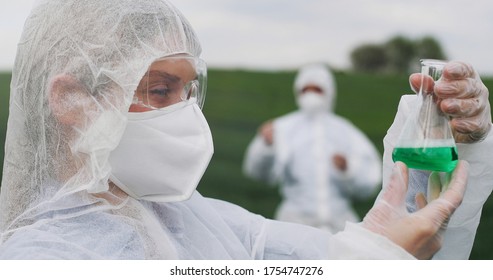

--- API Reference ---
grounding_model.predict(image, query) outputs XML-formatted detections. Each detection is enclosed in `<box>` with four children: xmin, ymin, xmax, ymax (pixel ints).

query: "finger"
<box><xmin>439</xmin><ymin>94</ymin><xmax>487</xmax><ymax>117</ymax></box>
<box><xmin>418</xmin><ymin>161</ymin><xmax>469</xmax><ymax>221</ymax></box>
<box><xmin>450</xmin><ymin>112</ymin><xmax>490</xmax><ymax>136</ymax></box>
<box><xmin>415</xmin><ymin>192</ymin><xmax>427</xmax><ymax>210</ymax></box>
<box><xmin>452</xmin><ymin>127</ymin><xmax>492</xmax><ymax>144</ymax></box>
<box><xmin>409</xmin><ymin>74</ymin><xmax>435</xmax><ymax>94</ymax></box>
<box><xmin>381</xmin><ymin>162</ymin><xmax>409</xmax><ymax>207</ymax></box>
<box><xmin>427</xmin><ymin>172</ymin><xmax>442</xmax><ymax>202</ymax></box>
<box><xmin>436</xmin><ymin>160</ymin><xmax>468</xmax><ymax>208</ymax></box>
<box><xmin>409</xmin><ymin>73</ymin><xmax>421</xmax><ymax>94</ymax></box>
<box><xmin>442</xmin><ymin>61</ymin><xmax>475</xmax><ymax>80</ymax></box>
<box><xmin>435</xmin><ymin>77</ymin><xmax>486</xmax><ymax>99</ymax></box>
<box><xmin>435</xmin><ymin>79</ymin><xmax>479</xmax><ymax>99</ymax></box>
<box><xmin>438</xmin><ymin>172</ymin><xmax>452</xmax><ymax>192</ymax></box>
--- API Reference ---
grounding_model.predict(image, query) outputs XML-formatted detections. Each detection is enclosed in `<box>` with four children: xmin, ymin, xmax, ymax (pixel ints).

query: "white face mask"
<box><xmin>296</xmin><ymin>91</ymin><xmax>329</xmax><ymax>115</ymax></box>
<box><xmin>108</xmin><ymin>101</ymin><xmax>214</xmax><ymax>202</ymax></box>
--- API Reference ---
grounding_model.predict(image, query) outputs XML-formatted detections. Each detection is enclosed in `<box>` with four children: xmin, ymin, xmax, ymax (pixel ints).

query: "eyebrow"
<box><xmin>147</xmin><ymin>70</ymin><xmax>181</xmax><ymax>83</ymax></box>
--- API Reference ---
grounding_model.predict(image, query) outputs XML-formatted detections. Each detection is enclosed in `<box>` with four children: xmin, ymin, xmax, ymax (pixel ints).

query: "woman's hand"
<box><xmin>362</xmin><ymin>161</ymin><xmax>468</xmax><ymax>259</ymax></box>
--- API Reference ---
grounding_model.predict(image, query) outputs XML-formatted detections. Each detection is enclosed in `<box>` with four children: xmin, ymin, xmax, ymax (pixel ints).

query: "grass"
<box><xmin>0</xmin><ymin>73</ymin><xmax>9</xmax><ymax>177</ymax></box>
<box><xmin>1</xmin><ymin>69</ymin><xmax>492</xmax><ymax>259</ymax></box>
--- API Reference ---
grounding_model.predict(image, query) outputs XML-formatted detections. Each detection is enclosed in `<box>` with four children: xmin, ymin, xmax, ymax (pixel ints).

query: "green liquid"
<box><xmin>392</xmin><ymin>146</ymin><xmax>458</xmax><ymax>172</ymax></box>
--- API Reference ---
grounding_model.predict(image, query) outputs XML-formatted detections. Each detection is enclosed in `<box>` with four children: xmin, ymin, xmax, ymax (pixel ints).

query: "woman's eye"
<box><xmin>149</xmin><ymin>87</ymin><xmax>170</xmax><ymax>96</ymax></box>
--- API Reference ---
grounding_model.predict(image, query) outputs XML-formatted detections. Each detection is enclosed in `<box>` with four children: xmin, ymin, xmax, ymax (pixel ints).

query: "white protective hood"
<box><xmin>0</xmin><ymin>0</ymin><xmax>201</xmax><ymax>258</ymax></box>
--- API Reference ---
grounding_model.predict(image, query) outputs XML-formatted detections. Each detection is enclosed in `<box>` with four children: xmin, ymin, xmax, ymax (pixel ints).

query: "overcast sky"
<box><xmin>2</xmin><ymin>0</ymin><xmax>493</xmax><ymax>75</ymax></box>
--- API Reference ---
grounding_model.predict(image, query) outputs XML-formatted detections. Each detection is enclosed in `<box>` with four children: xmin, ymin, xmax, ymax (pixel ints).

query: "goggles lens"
<box><xmin>133</xmin><ymin>55</ymin><xmax>207</xmax><ymax>110</ymax></box>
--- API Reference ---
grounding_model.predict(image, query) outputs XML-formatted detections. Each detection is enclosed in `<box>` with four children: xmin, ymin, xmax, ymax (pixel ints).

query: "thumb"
<box><xmin>409</xmin><ymin>73</ymin><xmax>421</xmax><ymax>94</ymax></box>
<box><xmin>427</xmin><ymin>172</ymin><xmax>442</xmax><ymax>202</ymax></box>
<box><xmin>380</xmin><ymin>162</ymin><xmax>409</xmax><ymax>208</ymax></box>
<box><xmin>409</xmin><ymin>73</ymin><xmax>435</xmax><ymax>95</ymax></box>
<box><xmin>435</xmin><ymin>160</ymin><xmax>468</xmax><ymax>209</ymax></box>
<box><xmin>419</xmin><ymin>160</ymin><xmax>468</xmax><ymax>223</ymax></box>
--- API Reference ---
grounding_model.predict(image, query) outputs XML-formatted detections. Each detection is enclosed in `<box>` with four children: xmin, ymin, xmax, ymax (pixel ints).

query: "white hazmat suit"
<box><xmin>0</xmin><ymin>0</ymin><xmax>415</xmax><ymax>259</ymax></box>
<box><xmin>243</xmin><ymin>64</ymin><xmax>382</xmax><ymax>233</ymax></box>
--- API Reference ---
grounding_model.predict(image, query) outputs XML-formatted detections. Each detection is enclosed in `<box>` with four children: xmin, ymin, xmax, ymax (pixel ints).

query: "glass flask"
<box><xmin>392</xmin><ymin>59</ymin><xmax>458</xmax><ymax>172</ymax></box>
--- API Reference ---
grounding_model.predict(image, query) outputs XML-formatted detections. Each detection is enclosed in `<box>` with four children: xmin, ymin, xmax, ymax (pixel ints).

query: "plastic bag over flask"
<box><xmin>392</xmin><ymin>59</ymin><xmax>458</xmax><ymax>172</ymax></box>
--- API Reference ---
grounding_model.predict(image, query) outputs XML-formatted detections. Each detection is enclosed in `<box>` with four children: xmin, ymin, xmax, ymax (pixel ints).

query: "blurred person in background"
<box><xmin>0</xmin><ymin>0</ymin><xmax>487</xmax><ymax>260</ymax></box>
<box><xmin>243</xmin><ymin>63</ymin><xmax>382</xmax><ymax>233</ymax></box>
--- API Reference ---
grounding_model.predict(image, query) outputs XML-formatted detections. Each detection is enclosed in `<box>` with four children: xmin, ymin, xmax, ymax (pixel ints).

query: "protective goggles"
<box><xmin>133</xmin><ymin>55</ymin><xmax>207</xmax><ymax>110</ymax></box>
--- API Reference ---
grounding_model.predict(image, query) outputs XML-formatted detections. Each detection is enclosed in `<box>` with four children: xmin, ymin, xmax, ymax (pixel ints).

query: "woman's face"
<box><xmin>130</xmin><ymin>57</ymin><xmax>197</xmax><ymax>112</ymax></box>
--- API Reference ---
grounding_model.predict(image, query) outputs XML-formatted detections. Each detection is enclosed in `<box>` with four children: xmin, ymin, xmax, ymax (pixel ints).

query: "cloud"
<box><xmin>2</xmin><ymin>0</ymin><xmax>493</xmax><ymax>75</ymax></box>
<box><xmin>174</xmin><ymin>0</ymin><xmax>493</xmax><ymax>74</ymax></box>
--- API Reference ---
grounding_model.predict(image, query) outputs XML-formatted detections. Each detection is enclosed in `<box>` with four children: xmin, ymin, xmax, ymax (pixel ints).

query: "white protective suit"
<box><xmin>243</xmin><ymin>64</ymin><xmax>382</xmax><ymax>233</ymax></box>
<box><xmin>382</xmin><ymin>95</ymin><xmax>493</xmax><ymax>259</ymax></box>
<box><xmin>0</xmin><ymin>0</ymin><xmax>413</xmax><ymax>259</ymax></box>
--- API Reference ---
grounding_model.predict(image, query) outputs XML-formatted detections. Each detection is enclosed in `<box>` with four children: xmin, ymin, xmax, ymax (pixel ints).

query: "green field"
<box><xmin>1</xmin><ymin>69</ymin><xmax>492</xmax><ymax>259</ymax></box>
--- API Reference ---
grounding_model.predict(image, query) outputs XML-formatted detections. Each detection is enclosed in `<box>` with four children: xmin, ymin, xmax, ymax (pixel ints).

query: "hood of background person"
<box><xmin>293</xmin><ymin>63</ymin><xmax>337</xmax><ymax>112</ymax></box>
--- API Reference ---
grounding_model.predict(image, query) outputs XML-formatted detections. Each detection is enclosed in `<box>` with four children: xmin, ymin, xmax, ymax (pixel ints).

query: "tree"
<box><xmin>415</xmin><ymin>36</ymin><xmax>446</xmax><ymax>61</ymax></box>
<box><xmin>385</xmin><ymin>36</ymin><xmax>415</xmax><ymax>73</ymax></box>
<box><xmin>350</xmin><ymin>35</ymin><xmax>447</xmax><ymax>74</ymax></box>
<box><xmin>350</xmin><ymin>44</ymin><xmax>387</xmax><ymax>73</ymax></box>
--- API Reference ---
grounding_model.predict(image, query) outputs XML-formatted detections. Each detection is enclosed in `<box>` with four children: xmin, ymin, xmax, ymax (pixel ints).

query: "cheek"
<box><xmin>128</xmin><ymin>104</ymin><xmax>153</xmax><ymax>112</ymax></box>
